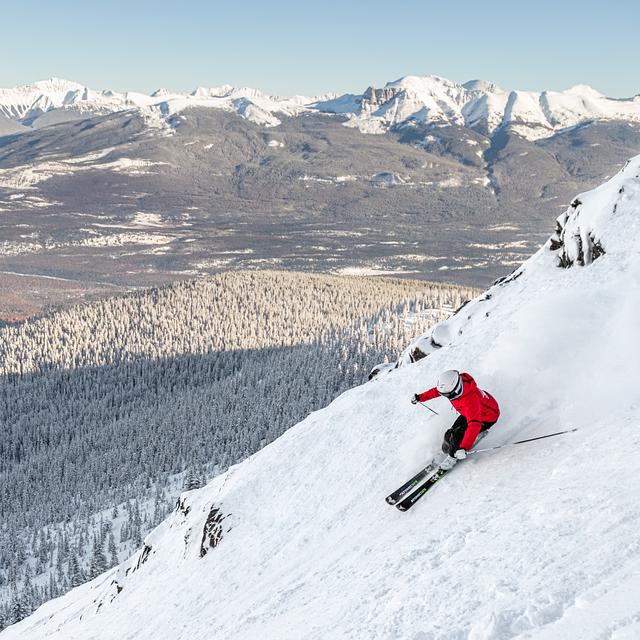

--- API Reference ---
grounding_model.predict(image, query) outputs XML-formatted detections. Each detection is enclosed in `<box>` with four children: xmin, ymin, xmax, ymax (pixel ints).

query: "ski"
<box><xmin>395</xmin><ymin>465</ymin><xmax>453</xmax><ymax>511</ymax></box>
<box><xmin>390</xmin><ymin>431</ymin><xmax>489</xmax><ymax>511</ymax></box>
<box><xmin>385</xmin><ymin>460</ymin><xmax>440</xmax><ymax>505</ymax></box>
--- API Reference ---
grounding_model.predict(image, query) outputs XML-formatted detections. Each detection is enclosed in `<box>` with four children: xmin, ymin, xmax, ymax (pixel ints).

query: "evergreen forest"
<box><xmin>0</xmin><ymin>271</ymin><xmax>479</xmax><ymax>627</ymax></box>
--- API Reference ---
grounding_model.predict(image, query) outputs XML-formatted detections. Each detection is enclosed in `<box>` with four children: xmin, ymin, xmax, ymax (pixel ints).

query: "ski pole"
<box><xmin>467</xmin><ymin>428</ymin><xmax>577</xmax><ymax>455</ymax></box>
<box><xmin>418</xmin><ymin>402</ymin><xmax>438</xmax><ymax>416</ymax></box>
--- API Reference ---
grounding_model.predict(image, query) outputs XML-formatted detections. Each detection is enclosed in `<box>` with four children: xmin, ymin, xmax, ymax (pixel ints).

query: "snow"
<box><xmin>4</xmin><ymin>158</ymin><xmax>640</xmax><ymax>639</ymax></box>
<box><xmin>0</xmin><ymin>154</ymin><xmax>168</xmax><ymax>189</ymax></box>
<box><xmin>130</xmin><ymin>212</ymin><xmax>164</xmax><ymax>227</ymax></box>
<box><xmin>321</xmin><ymin>75</ymin><xmax>640</xmax><ymax>138</ymax></box>
<box><xmin>337</xmin><ymin>267</ymin><xmax>420</xmax><ymax>276</ymax></box>
<box><xmin>438</xmin><ymin>176</ymin><xmax>463</xmax><ymax>188</ymax></box>
<box><xmin>299</xmin><ymin>173</ymin><xmax>412</xmax><ymax>188</ymax></box>
<box><xmin>501</xmin><ymin>91</ymin><xmax>552</xmax><ymax>139</ymax></box>
<box><xmin>2</xmin><ymin>76</ymin><xmax>640</xmax><ymax>140</ymax></box>
<box><xmin>79</xmin><ymin>232</ymin><xmax>175</xmax><ymax>247</ymax></box>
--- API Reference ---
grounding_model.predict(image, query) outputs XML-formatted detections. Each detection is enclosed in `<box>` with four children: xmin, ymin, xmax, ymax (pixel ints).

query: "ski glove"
<box><xmin>454</xmin><ymin>449</ymin><xmax>467</xmax><ymax>460</ymax></box>
<box><xmin>411</xmin><ymin>393</ymin><xmax>421</xmax><ymax>405</ymax></box>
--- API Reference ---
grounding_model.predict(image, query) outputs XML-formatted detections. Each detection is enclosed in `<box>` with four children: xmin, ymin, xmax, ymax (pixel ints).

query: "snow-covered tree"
<box><xmin>88</xmin><ymin>537</ymin><xmax>108</xmax><ymax>581</ymax></box>
<box><xmin>0</xmin><ymin>271</ymin><xmax>478</xmax><ymax>614</ymax></box>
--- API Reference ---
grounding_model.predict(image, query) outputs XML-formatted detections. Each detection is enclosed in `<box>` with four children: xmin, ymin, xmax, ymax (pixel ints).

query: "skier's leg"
<box><xmin>439</xmin><ymin>416</ymin><xmax>472</xmax><ymax>469</ymax></box>
<box><xmin>442</xmin><ymin>415</ymin><xmax>468</xmax><ymax>456</ymax></box>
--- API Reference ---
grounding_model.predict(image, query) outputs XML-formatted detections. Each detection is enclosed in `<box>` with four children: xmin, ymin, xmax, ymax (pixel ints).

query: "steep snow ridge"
<box><xmin>1</xmin><ymin>77</ymin><xmax>640</xmax><ymax>139</ymax></box>
<box><xmin>0</xmin><ymin>79</ymin><xmax>85</xmax><ymax>119</ymax></box>
<box><xmin>500</xmin><ymin>91</ymin><xmax>552</xmax><ymax>139</ymax></box>
<box><xmin>461</xmin><ymin>90</ymin><xmax>510</xmax><ymax>134</ymax></box>
<box><xmin>119</xmin><ymin>85</ymin><xmax>326</xmax><ymax>129</ymax></box>
<box><xmin>5</xmin><ymin>158</ymin><xmax>640</xmax><ymax>640</ymax></box>
<box><xmin>400</xmin><ymin>154</ymin><xmax>640</xmax><ymax>364</ymax></box>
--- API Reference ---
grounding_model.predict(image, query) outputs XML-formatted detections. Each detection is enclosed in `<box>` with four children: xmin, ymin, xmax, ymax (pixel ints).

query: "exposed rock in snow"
<box><xmin>398</xmin><ymin>154</ymin><xmax>640</xmax><ymax>367</ymax></box>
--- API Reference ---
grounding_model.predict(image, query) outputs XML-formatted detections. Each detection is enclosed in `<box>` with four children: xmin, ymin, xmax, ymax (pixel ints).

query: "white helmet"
<box><xmin>437</xmin><ymin>370</ymin><xmax>463</xmax><ymax>399</ymax></box>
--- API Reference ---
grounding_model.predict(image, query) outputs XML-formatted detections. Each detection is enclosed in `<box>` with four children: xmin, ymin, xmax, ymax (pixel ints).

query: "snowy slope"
<box><xmin>0</xmin><ymin>115</ymin><xmax>27</xmax><ymax>136</ymax></box>
<box><xmin>3</xmin><ymin>159</ymin><xmax>640</xmax><ymax>639</ymax></box>
<box><xmin>1</xmin><ymin>76</ymin><xmax>639</xmax><ymax>139</ymax></box>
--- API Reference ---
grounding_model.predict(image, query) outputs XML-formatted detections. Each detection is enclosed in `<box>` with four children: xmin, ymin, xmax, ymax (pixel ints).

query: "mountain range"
<box><xmin>2</xmin><ymin>76</ymin><xmax>640</xmax><ymax>138</ymax></box>
<box><xmin>1</xmin><ymin>76</ymin><xmax>640</xmax><ymax>319</ymax></box>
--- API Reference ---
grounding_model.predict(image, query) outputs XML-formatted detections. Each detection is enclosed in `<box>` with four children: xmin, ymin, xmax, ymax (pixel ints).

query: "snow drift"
<box><xmin>3</xmin><ymin>158</ymin><xmax>640</xmax><ymax>639</ymax></box>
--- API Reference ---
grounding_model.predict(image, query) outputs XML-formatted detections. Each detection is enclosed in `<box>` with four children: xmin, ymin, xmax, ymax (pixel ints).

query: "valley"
<box><xmin>1</xmin><ymin>77</ymin><xmax>640</xmax><ymax>320</ymax></box>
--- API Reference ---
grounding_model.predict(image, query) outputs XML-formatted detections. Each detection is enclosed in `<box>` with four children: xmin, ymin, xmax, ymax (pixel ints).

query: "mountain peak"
<box><xmin>561</xmin><ymin>83</ymin><xmax>606</xmax><ymax>98</ymax></box>
<box><xmin>462</xmin><ymin>78</ymin><xmax>505</xmax><ymax>94</ymax></box>
<box><xmin>0</xmin><ymin>78</ymin><xmax>85</xmax><ymax>98</ymax></box>
<box><xmin>191</xmin><ymin>84</ymin><xmax>236</xmax><ymax>99</ymax></box>
<box><xmin>384</xmin><ymin>74</ymin><xmax>462</xmax><ymax>93</ymax></box>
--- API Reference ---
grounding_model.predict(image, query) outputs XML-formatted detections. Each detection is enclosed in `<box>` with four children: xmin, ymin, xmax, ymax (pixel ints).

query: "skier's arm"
<box><xmin>417</xmin><ymin>387</ymin><xmax>440</xmax><ymax>402</ymax></box>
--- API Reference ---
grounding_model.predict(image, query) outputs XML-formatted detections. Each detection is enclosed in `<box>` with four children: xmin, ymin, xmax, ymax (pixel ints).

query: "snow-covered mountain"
<box><xmin>1</xmin><ymin>75</ymin><xmax>639</xmax><ymax>139</ymax></box>
<box><xmin>0</xmin><ymin>79</ymin><xmax>139</xmax><ymax>129</ymax></box>
<box><xmin>0</xmin><ymin>78</ymin><xmax>331</xmax><ymax>132</ymax></box>
<box><xmin>320</xmin><ymin>76</ymin><xmax>640</xmax><ymax>139</ymax></box>
<box><xmin>4</xmin><ymin>155</ymin><xmax>640</xmax><ymax>638</ymax></box>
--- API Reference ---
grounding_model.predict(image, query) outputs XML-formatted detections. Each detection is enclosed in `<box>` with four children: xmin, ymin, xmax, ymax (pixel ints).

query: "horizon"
<box><xmin>1</xmin><ymin>73</ymin><xmax>638</xmax><ymax>101</ymax></box>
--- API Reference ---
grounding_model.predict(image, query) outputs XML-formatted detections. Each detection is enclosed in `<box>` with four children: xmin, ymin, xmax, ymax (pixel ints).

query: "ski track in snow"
<box><xmin>4</xmin><ymin>161</ymin><xmax>640</xmax><ymax>639</ymax></box>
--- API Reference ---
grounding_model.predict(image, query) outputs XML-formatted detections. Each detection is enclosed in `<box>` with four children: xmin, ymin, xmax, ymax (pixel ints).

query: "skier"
<box><xmin>411</xmin><ymin>370</ymin><xmax>500</xmax><ymax>466</ymax></box>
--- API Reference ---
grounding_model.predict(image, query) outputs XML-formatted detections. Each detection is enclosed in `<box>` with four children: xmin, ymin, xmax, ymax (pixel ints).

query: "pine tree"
<box><xmin>107</xmin><ymin>533</ymin><xmax>118</xmax><ymax>569</ymax></box>
<box><xmin>68</xmin><ymin>554</ymin><xmax>84</xmax><ymax>589</ymax></box>
<box><xmin>88</xmin><ymin>537</ymin><xmax>108</xmax><ymax>580</ymax></box>
<box><xmin>10</xmin><ymin>591</ymin><xmax>26</xmax><ymax>626</ymax></box>
<box><xmin>130</xmin><ymin>501</ymin><xmax>143</xmax><ymax>549</ymax></box>
<box><xmin>152</xmin><ymin>488</ymin><xmax>164</xmax><ymax>527</ymax></box>
<box><xmin>183</xmin><ymin>469</ymin><xmax>200</xmax><ymax>492</ymax></box>
<box><xmin>49</xmin><ymin>571</ymin><xmax>58</xmax><ymax>601</ymax></box>
<box><xmin>20</xmin><ymin>572</ymin><xmax>33</xmax><ymax>619</ymax></box>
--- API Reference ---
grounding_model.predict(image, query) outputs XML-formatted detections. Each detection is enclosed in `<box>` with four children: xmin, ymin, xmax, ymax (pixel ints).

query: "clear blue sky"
<box><xmin>2</xmin><ymin>0</ymin><xmax>638</xmax><ymax>98</ymax></box>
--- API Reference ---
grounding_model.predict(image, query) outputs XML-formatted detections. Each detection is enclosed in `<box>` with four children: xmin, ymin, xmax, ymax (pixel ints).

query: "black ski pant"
<box><xmin>442</xmin><ymin>415</ymin><xmax>497</xmax><ymax>456</ymax></box>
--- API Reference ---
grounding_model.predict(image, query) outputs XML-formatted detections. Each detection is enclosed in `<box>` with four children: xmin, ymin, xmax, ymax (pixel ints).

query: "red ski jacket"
<box><xmin>418</xmin><ymin>373</ymin><xmax>500</xmax><ymax>451</ymax></box>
